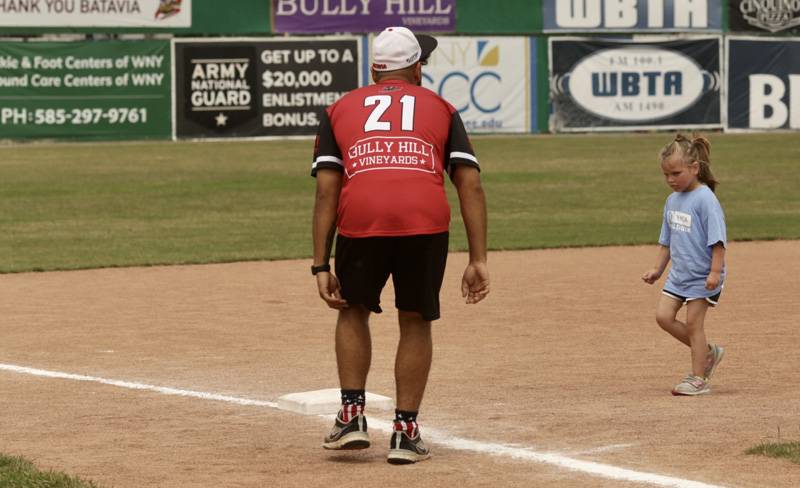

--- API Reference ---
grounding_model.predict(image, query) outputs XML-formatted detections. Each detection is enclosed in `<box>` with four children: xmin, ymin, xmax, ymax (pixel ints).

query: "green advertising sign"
<box><xmin>456</xmin><ymin>0</ymin><xmax>543</xmax><ymax>33</ymax></box>
<box><xmin>0</xmin><ymin>40</ymin><xmax>170</xmax><ymax>140</ymax></box>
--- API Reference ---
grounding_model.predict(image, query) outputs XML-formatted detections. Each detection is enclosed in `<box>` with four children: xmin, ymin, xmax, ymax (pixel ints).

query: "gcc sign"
<box><xmin>558</xmin><ymin>47</ymin><xmax>713</xmax><ymax>122</ymax></box>
<box><xmin>422</xmin><ymin>70</ymin><xmax>501</xmax><ymax>114</ymax></box>
<box><xmin>419</xmin><ymin>37</ymin><xmax>528</xmax><ymax>132</ymax></box>
<box><xmin>420</xmin><ymin>39</ymin><xmax>504</xmax><ymax>115</ymax></box>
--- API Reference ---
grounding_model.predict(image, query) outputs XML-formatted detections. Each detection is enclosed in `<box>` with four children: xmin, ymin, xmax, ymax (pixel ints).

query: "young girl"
<box><xmin>642</xmin><ymin>133</ymin><xmax>727</xmax><ymax>396</ymax></box>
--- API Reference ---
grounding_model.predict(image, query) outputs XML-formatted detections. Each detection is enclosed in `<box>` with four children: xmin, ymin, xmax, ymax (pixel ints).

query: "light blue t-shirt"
<box><xmin>658</xmin><ymin>185</ymin><xmax>727</xmax><ymax>298</ymax></box>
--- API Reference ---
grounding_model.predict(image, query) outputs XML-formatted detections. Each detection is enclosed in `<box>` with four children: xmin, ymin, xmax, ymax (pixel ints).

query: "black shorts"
<box><xmin>663</xmin><ymin>289</ymin><xmax>722</xmax><ymax>307</ymax></box>
<box><xmin>334</xmin><ymin>232</ymin><xmax>448</xmax><ymax>321</ymax></box>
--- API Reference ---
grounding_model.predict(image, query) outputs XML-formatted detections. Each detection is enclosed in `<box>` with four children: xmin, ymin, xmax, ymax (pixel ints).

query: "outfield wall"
<box><xmin>1</xmin><ymin>0</ymin><xmax>797</xmax><ymax>35</ymax></box>
<box><xmin>0</xmin><ymin>0</ymin><xmax>798</xmax><ymax>139</ymax></box>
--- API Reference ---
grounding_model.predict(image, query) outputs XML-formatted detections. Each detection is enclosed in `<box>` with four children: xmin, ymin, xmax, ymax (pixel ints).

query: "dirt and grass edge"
<box><xmin>0</xmin><ymin>453</ymin><xmax>101</xmax><ymax>488</ymax></box>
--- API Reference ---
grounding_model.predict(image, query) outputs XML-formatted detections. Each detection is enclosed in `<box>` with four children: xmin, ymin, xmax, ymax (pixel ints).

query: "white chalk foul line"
<box><xmin>0</xmin><ymin>363</ymin><xmax>725</xmax><ymax>488</ymax></box>
<box><xmin>355</xmin><ymin>419</ymin><xmax>725</xmax><ymax>488</ymax></box>
<box><xmin>0</xmin><ymin>363</ymin><xmax>278</xmax><ymax>408</ymax></box>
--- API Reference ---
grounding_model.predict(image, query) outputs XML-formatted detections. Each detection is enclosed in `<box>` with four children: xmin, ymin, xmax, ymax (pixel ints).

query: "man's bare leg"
<box><xmin>336</xmin><ymin>305</ymin><xmax>372</xmax><ymax>389</ymax></box>
<box><xmin>395</xmin><ymin>310</ymin><xmax>432</xmax><ymax>411</ymax></box>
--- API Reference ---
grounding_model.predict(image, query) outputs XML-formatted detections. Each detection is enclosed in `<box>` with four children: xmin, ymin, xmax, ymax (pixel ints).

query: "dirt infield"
<box><xmin>1</xmin><ymin>241</ymin><xmax>799</xmax><ymax>488</ymax></box>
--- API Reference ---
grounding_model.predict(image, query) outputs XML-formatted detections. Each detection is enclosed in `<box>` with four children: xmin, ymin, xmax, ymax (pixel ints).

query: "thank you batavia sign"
<box><xmin>549</xmin><ymin>37</ymin><xmax>722</xmax><ymax>131</ymax></box>
<box><xmin>272</xmin><ymin>0</ymin><xmax>455</xmax><ymax>33</ymax></box>
<box><xmin>0</xmin><ymin>0</ymin><xmax>191</xmax><ymax>27</ymax></box>
<box><xmin>174</xmin><ymin>38</ymin><xmax>360</xmax><ymax>138</ymax></box>
<box><xmin>543</xmin><ymin>0</ymin><xmax>721</xmax><ymax>31</ymax></box>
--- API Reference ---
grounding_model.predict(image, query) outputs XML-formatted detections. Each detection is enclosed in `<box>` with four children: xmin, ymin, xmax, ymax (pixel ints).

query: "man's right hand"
<box><xmin>461</xmin><ymin>261</ymin><xmax>490</xmax><ymax>304</ymax></box>
<box><xmin>316</xmin><ymin>272</ymin><xmax>349</xmax><ymax>309</ymax></box>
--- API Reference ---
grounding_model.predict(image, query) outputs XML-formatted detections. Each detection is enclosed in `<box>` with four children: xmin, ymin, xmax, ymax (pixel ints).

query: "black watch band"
<box><xmin>311</xmin><ymin>263</ymin><xmax>331</xmax><ymax>275</ymax></box>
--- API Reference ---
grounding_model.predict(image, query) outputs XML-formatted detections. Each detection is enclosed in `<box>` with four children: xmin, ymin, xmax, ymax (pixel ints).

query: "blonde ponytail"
<box><xmin>659</xmin><ymin>133</ymin><xmax>719</xmax><ymax>192</ymax></box>
<box><xmin>691</xmin><ymin>134</ymin><xmax>717</xmax><ymax>192</ymax></box>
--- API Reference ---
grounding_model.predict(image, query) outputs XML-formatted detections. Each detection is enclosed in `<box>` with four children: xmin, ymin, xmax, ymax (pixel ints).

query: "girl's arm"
<box><xmin>642</xmin><ymin>245</ymin><xmax>670</xmax><ymax>284</ymax></box>
<box><xmin>705</xmin><ymin>242</ymin><xmax>726</xmax><ymax>290</ymax></box>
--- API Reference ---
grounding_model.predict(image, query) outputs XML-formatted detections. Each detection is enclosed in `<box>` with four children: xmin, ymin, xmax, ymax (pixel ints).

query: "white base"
<box><xmin>276</xmin><ymin>388</ymin><xmax>394</xmax><ymax>415</ymax></box>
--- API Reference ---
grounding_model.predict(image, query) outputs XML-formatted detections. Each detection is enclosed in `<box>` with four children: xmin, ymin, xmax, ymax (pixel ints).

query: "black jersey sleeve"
<box><xmin>443</xmin><ymin>111</ymin><xmax>480</xmax><ymax>181</ymax></box>
<box><xmin>311</xmin><ymin>109</ymin><xmax>344</xmax><ymax>177</ymax></box>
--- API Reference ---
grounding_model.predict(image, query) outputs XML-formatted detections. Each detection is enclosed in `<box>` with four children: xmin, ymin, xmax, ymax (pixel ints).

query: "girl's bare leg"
<box><xmin>655</xmin><ymin>294</ymin><xmax>689</xmax><ymax>346</ymax></box>
<box><xmin>685</xmin><ymin>300</ymin><xmax>710</xmax><ymax>378</ymax></box>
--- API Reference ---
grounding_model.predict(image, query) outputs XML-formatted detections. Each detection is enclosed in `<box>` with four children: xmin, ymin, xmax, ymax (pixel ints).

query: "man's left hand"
<box><xmin>461</xmin><ymin>262</ymin><xmax>490</xmax><ymax>304</ymax></box>
<box><xmin>317</xmin><ymin>272</ymin><xmax>349</xmax><ymax>309</ymax></box>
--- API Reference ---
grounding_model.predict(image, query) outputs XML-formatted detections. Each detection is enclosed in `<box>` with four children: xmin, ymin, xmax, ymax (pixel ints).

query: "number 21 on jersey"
<box><xmin>363</xmin><ymin>95</ymin><xmax>416</xmax><ymax>132</ymax></box>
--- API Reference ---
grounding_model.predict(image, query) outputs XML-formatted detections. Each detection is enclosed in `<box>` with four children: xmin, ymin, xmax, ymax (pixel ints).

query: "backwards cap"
<box><xmin>371</xmin><ymin>26</ymin><xmax>438</xmax><ymax>72</ymax></box>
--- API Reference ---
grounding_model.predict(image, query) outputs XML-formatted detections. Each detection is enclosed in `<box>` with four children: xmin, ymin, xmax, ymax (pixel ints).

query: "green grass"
<box><xmin>746</xmin><ymin>442</ymin><xmax>800</xmax><ymax>464</ymax></box>
<box><xmin>1</xmin><ymin>133</ymin><xmax>798</xmax><ymax>273</ymax></box>
<box><xmin>0</xmin><ymin>454</ymin><xmax>100</xmax><ymax>488</ymax></box>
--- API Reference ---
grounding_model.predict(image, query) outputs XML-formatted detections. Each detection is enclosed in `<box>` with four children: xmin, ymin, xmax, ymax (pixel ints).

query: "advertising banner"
<box><xmin>727</xmin><ymin>37</ymin><xmax>800</xmax><ymax>131</ymax></box>
<box><xmin>173</xmin><ymin>38</ymin><xmax>360</xmax><ymax>139</ymax></box>
<box><xmin>0</xmin><ymin>40</ymin><xmax>171</xmax><ymax>139</ymax></box>
<box><xmin>418</xmin><ymin>36</ymin><xmax>533</xmax><ymax>133</ymax></box>
<box><xmin>729</xmin><ymin>0</ymin><xmax>800</xmax><ymax>34</ymax></box>
<box><xmin>0</xmin><ymin>0</ymin><xmax>191</xmax><ymax>27</ymax></box>
<box><xmin>549</xmin><ymin>37</ymin><xmax>722</xmax><ymax>132</ymax></box>
<box><xmin>456</xmin><ymin>0</ymin><xmax>541</xmax><ymax>33</ymax></box>
<box><xmin>543</xmin><ymin>0</ymin><xmax>721</xmax><ymax>32</ymax></box>
<box><xmin>272</xmin><ymin>0</ymin><xmax>455</xmax><ymax>33</ymax></box>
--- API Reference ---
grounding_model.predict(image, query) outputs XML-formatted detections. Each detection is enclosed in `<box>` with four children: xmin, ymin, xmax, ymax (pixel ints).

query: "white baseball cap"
<box><xmin>371</xmin><ymin>26</ymin><xmax>438</xmax><ymax>72</ymax></box>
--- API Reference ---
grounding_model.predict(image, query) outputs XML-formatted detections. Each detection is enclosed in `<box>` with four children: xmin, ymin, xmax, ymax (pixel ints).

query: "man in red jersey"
<box><xmin>311</xmin><ymin>26</ymin><xmax>489</xmax><ymax>464</ymax></box>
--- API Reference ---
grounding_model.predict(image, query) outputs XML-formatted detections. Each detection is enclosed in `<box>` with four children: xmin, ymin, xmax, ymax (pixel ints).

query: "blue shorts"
<box><xmin>662</xmin><ymin>289</ymin><xmax>721</xmax><ymax>307</ymax></box>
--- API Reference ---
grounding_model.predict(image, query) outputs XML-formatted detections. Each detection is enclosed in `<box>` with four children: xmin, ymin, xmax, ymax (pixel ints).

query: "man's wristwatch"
<box><xmin>311</xmin><ymin>263</ymin><xmax>331</xmax><ymax>275</ymax></box>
